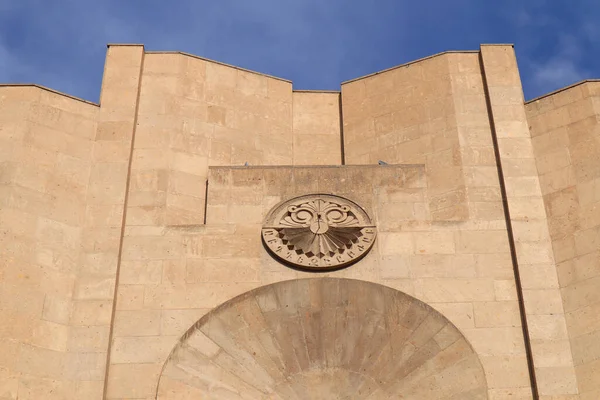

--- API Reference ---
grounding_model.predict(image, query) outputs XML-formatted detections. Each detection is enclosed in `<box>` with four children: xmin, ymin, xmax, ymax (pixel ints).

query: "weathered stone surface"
<box><xmin>4</xmin><ymin>42</ymin><xmax>598</xmax><ymax>399</ymax></box>
<box><xmin>157</xmin><ymin>278</ymin><xmax>487</xmax><ymax>399</ymax></box>
<box><xmin>527</xmin><ymin>67</ymin><xmax>600</xmax><ymax>398</ymax></box>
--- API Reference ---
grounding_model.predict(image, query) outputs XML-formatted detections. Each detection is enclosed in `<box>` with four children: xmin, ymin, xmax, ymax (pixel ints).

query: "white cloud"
<box><xmin>0</xmin><ymin>0</ymin><xmax>369</xmax><ymax>100</ymax></box>
<box><xmin>527</xmin><ymin>33</ymin><xmax>589</xmax><ymax>97</ymax></box>
<box><xmin>1</xmin><ymin>0</ymin><xmax>597</xmax><ymax>101</ymax></box>
<box><xmin>531</xmin><ymin>58</ymin><xmax>587</xmax><ymax>90</ymax></box>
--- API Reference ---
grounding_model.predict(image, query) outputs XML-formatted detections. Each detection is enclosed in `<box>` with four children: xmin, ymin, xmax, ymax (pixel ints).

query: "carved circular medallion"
<box><xmin>261</xmin><ymin>194</ymin><xmax>376</xmax><ymax>271</ymax></box>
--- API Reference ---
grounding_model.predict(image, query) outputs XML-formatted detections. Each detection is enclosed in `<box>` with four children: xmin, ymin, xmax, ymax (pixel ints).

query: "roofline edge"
<box><xmin>146</xmin><ymin>51</ymin><xmax>293</xmax><ymax>84</ymax></box>
<box><xmin>0</xmin><ymin>84</ymin><xmax>99</xmax><ymax>106</ymax></box>
<box><xmin>341</xmin><ymin>50</ymin><xmax>480</xmax><ymax>85</ymax></box>
<box><xmin>525</xmin><ymin>79</ymin><xmax>600</xmax><ymax>104</ymax></box>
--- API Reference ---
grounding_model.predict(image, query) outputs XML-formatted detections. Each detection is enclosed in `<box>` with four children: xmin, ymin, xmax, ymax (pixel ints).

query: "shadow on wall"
<box><xmin>155</xmin><ymin>278</ymin><xmax>488</xmax><ymax>399</ymax></box>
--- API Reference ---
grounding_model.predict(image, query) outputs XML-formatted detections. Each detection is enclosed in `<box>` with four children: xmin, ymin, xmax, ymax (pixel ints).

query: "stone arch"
<box><xmin>156</xmin><ymin>278</ymin><xmax>488</xmax><ymax>399</ymax></box>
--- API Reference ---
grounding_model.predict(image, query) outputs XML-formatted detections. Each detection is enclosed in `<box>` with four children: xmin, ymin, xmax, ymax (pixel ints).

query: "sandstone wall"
<box><xmin>527</xmin><ymin>80</ymin><xmax>600</xmax><ymax>399</ymax></box>
<box><xmin>0</xmin><ymin>83</ymin><xmax>101</xmax><ymax>398</ymax></box>
<box><xmin>0</xmin><ymin>44</ymin><xmax>146</xmax><ymax>400</ymax></box>
<box><xmin>0</xmin><ymin>43</ymin><xmax>591</xmax><ymax>399</ymax></box>
<box><xmin>132</xmin><ymin>51</ymin><xmax>293</xmax><ymax>226</ymax></box>
<box><xmin>292</xmin><ymin>91</ymin><xmax>341</xmax><ymax>165</ymax></box>
<box><xmin>481</xmin><ymin>45</ymin><xmax>579</xmax><ymax>398</ymax></box>
<box><xmin>157</xmin><ymin>278</ymin><xmax>489</xmax><ymax>399</ymax></box>
<box><xmin>107</xmin><ymin>159</ymin><xmax>535</xmax><ymax>399</ymax></box>
<box><xmin>341</xmin><ymin>52</ymin><xmax>484</xmax><ymax>222</ymax></box>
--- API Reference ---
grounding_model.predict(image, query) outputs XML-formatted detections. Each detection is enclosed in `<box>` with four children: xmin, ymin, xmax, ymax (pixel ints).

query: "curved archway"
<box><xmin>156</xmin><ymin>278</ymin><xmax>488</xmax><ymax>399</ymax></box>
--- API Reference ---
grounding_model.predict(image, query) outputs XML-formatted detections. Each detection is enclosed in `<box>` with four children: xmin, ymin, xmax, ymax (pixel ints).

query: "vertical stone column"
<box><xmin>76</xmin><ymin>44</ymin><xmax>144</xmax><ymax>399</ymax></box>
<box><xmin>480</xmin><ymin>44</ymin><xmax>579</xmax><ymax>399</ymax></box>
<box><xmin>447</xmin><ymin>52</ymin><xmax>532</xmax><ymax>398</ymax></box>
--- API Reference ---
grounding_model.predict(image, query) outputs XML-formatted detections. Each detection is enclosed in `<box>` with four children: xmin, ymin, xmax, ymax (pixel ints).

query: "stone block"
<box><xmin>160</xmin><ymin>309</ymin><xmax>208</xmax><ymax>336</ymax></box>
<box><xmin>114</xmin><ymin>309</ymin><xmax>161</xmax><ymax>337</ymax></box>
<box><xmin>511</xmin><ymin>219</ymin><xmax>551</xmax><ymax>243</ymax></box>
<box><xmin>73</xmin><ymin>276</ymin><xmax>115</xmax><ymax>300</ymax></box>
<box><xmin>456</xmin><ymin>230</ymin><xmax>510</xmax><ymax>254</ymax></box>
<box><xmin>88</xmin><ymin>162</ymin><xmax>128</xmax><ymax>205</ymax></box>
<box><xmin>130</xmin><ymin>169</ymin><xmax>168</xmax><ymax>192</ymax></box>
<box><xmin>479</xmin><ymin>355</ymin><xmax>530</xmax><ymax>389</ymax></box>
<box><xmin>537</xmin><ymin>148</ymin><xmax>572</xmax><ymax>176</ymax></box>
<box><xmin>15</xmin><ymin>375</ymin><xmax>73</xmax><ymax>400</ymax></box>
<box><xmin>522</xmin><ymin>289</ymin><xmax>564</xmax><ymax>315</ymax></box>
<box><xmin>413</xmin><ymin>232</ymin><xmax>456</xmax><ymax>255</ymax></box>
<box><xmin>494</xmin><ymin>279</ymin><xmax>518</xmax><ymax>301</ymax></box>
<box><xmin>68</xmin><ymin>325</ymin><xmax>110</xmax><ymax>352</ymax></box>
<box><xmin>205</xmin><ymin>62</ymin><xmax>236</xmax><ymax>89</ymax></box>
<box><xmin>169</xmin><ymin>151</ymin><xmax>208</xmax><ymax>176</ymax></box>
<box><xmin>0</xmin><ymin>283</ymin><xmax>45</xmax><ymax>318</ymax></box>
<box><xmin>576</xmin><ymin>358</ymin><xmax>600</xmax><ymax>393</ymax></box>
<box><xmin>126</xmin><ymin>205</ymin><xmax>166</xmax><ymax>225</ymax></box>
<box><xmin>186</xmin><ymin>258</ymin><xmax>260</xmax><ymax>283</ymax></box>
<box><xmin>571</xmin><ymin>330</ymin><xmax>600</xmax><ymax>366</ymax></box>
<box><xmin>507</xmin><ymin>197</ymin><xmax>547</xmax><ymax>220</ymax></box>
<box><xmin>71</xmin><ymin>300</ymin><xmax>113</xmax><ymax>326</ymax></box>
<box><xmin>514</xmin><ymin>241</ymin><xmax>554</xmax><ymax>264</ymax></box>
<box><xmin>505</xmin><ymin>176</ymin><xmax>542</xmax><ymax>197</ymax></box>
<box><xmin>116</xmin><ymin>284</ymin><xmax>145</xmax><ymax>311</ymax></box>
<box><xmin>539</xmin><ymin>166</ymin><xmax>576</xmax><ymax>195</ymax></box>
<box><xmin>84</xmin><ymin>204</ymin><xmax>124</xmax><ymax>227</ymax></box>
<box><xmin>30</xmin><ymin>320</ymin><xmax>69</xmax><ymax>352</ymax></box>
<box><xmin>92</xmin><ymin>140</ymin><xmax>130</xmax><ymax>163</ymax></box>
<box><xmin>74</xmin><ymin>380</ymin><xmax>104</xmax><ymax>399</ymax></box>
<box><xmin>566</xmin><ymin>302</ymin><xmax>600</xmax><ymax>338</ymax></box>
<box><xmin>111</xmin><ymin>336</ymin><xmax>177</xmax><ymax>364</ymax></box>
<box><xmin>528</xmin><ymin>314</ymin><xmax>569</xmax><ymax>341</ymax></box>
<box><xmin>573</xmin><ymin>226</ymin><xmax>600</xmax><ymax>256</ymax></box>
<box><xmin>17</xmin><ymin>344</ymin><xmax>66</xmax><ymax>380</ymax></box>
<box><xmin>40</xmin><ymin>295</ymin><xmax>71</xmax><ymax>326</ymax></box>
<box><xmin>420</xmin><ymin>278</ymin><xmax>495</xmax><ymax>302</ymax></box>
<box><xmin>531</xmin><ymin>338</ymin><xmax>576</xmax><ymax>369</ymax></box>
<box><xmin>379</xmin><ymin>232</ymin><xmax>414</xmax><ymax>255</ymax></box>
<box><xmin>536</xmin><ymin>366</ymin><xmax>579</xmax><ymax>396</ymax></box>
<box><xmin>465</xmin><ymin>327</ymin><xmax>526</xmax><ymax>356</ymax></box>
<box><xmin>519</xmin><ymin>263</ymin><xmax>559</xmax><ymax>289</ymax></box>
<box><xmin>143</xmin><ymin>282</ymin><xmax>257</xmax><ymax>309</ymax></box>
<box><xmin>106</xmin><ymin>363</ymin><xmax>163</xmax><ymax>399</ymax></box>
<box><xmin>501</xmin><ymin>158</ymin><xmax>539</xmax><ymax>177</ymax></box>
<box><xmin>561</xmin><ymin>276</ymin><xmax>600</xmax><ymax>313</ymax></box>
<box><xmin>168</xmin><ymin>170</ymin><xmax>206</xmax><ymax>199</ymax></box>
<box><xmin>0</xmin><ymin>366</ymin><xmax>18</xmax><ymax>399</ymax></box>
<box><xmin>409</xmin><ymin>254</ymin><xmax>477</xmax><ymax>278</ymax></box>
<box><xmin>95</xmin><ymin>120</ymin><xmax>133</xmax><ymax>141</ymax></box>
<box><xmin>122</xmin><ymin>236</ymin><xmax>186</xmax><ymax>260</ymax></box>
<box><xmin>488</xmin><ymin>388</ymin><xmax>534</xmax><ymax>400</ymax></box>
<box><xmin>202</xmin><ymin>234</ymin><xmax>260</xmax><ymax>259</ymax></box>
<box><xmin>63</xmin><ymin>351</ymin><xmax>106</xmax><ymax>381</ymax></box>
<box><xmin>474</xmin><ymin>301</ymin><xmax>521</xmax><ymax>328</ymax></box>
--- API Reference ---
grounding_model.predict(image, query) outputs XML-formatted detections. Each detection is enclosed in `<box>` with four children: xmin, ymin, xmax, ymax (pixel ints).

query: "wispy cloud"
<box><xmin>528</xmin><ymin>34</ymin><xmax>589</xmax><ymax>96</ymax></box>
<box><xmin>0</xmin><ymin>0</ymin><xmax>598</xmax><ymax>101</ymax></box>
<box><xmin>0</xmin><ymin>0</ymin><xmax>364</xmax><ymax>100</ymax></box>
<box><xmin>531</xmin><ymin>58</ymin><xmax>587</xmax><ymax>91</ymax></box>
<box><xmin>508</xmin><ymin>0</ymin><xmax>600</xmax><ymax>98</ymax></box>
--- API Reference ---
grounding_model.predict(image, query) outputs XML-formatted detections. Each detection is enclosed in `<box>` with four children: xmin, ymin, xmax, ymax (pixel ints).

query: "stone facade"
<box><xmin>0</xmin><ymin>43</ymin><xmax>597</xmax><ymax>399</ymax></box>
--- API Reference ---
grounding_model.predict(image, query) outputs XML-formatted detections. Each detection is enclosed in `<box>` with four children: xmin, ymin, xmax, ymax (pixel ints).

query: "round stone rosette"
<box><xmin>261</xmin><ymin>194</ymin><xmax>376</xmax><ymax>270</ymax></box>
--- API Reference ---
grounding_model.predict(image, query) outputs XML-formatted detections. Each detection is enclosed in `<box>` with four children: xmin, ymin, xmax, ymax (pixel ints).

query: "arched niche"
<box><xmin>156</xmin><ymin>278</ymin><xmax>488</xmax><ymax>399</ymax></box>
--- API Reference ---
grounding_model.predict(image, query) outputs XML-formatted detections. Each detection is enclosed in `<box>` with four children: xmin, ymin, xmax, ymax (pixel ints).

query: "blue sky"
<box><xmin>0</xmin><ymin>0</ymin><xmax>598</xmax><ymax>102</ymax></box>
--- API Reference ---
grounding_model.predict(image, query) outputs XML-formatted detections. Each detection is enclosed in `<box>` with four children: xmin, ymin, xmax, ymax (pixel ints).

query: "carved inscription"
<box><xmin>261</xmin><ymin>194</ymin><xmax>377</xmax><ymax>270</ymax></box>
